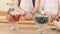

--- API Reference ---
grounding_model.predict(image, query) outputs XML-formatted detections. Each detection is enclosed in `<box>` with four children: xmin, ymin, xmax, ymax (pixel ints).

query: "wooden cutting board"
<box><xmin>19</xmin><ymin>20</ymin><xmax>35</xmax><ymax>24</ymax></box>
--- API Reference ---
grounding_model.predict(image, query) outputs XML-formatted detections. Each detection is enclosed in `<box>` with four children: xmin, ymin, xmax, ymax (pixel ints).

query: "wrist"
<box><xmin>30</xmin><ymin>12</ymin><xmax>35</xmax><ymax>16</ymax></box>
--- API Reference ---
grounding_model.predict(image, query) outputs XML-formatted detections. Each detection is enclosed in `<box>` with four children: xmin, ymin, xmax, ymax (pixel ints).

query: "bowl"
<box><xmin>54</xmin><ymin>21</ymin><xmax>60</xmax><ymax>30</ymax></box>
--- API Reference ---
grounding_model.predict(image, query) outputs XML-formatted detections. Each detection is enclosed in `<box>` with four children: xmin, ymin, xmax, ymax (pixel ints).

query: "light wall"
<box><xmin>0</xmin><ymin>0</ymin><xmax>14</xmax><ymax>11</ymax></box>
<box><xmin>0</xmin><ymin>0</ymin><xmax>60</xmax><ymax>12</ymax></box>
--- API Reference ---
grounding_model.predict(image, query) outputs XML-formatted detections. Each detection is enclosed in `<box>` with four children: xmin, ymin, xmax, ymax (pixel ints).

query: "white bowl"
<box><xmin>54</xmin><ymin>21</ymin><xmax>60</xmax><ymax>30</ymax></box>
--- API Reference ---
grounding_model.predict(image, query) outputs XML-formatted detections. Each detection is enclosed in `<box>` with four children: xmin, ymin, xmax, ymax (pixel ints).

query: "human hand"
<box><xmin>20</xmin><ymin>10</ymin><xmax>26</xmax><ymax>16</ymax></box>
<box><xmin>25</xmin><ymin>13</ymin><xmax>33</xmax><ymax>20</ymax></box>
<box><xmin>44</xmin><ymin>11</ymin><xmax>52</xmax><ymax>17</ymax></box>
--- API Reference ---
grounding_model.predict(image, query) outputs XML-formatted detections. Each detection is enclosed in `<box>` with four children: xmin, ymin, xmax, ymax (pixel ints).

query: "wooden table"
<box><xmin>0</xmin><ymin>23</ymin><xmax>60</xmax><ymax>34</ymax></box>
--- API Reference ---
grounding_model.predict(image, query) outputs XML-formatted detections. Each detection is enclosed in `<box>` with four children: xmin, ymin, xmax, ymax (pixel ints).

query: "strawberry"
<box><xmin>7</xmin><ymin>15</ymin><xmax>15</xmax><ymax>22</ymax></box>
<box><xmin>15</xmin><ymin>14</ymin><xmax>21</xmax><ymax>21</ymax></box>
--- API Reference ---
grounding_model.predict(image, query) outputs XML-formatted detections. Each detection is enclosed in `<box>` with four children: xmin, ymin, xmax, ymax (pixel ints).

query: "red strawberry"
<box><xmin>7</xmin><ymin>15</ymin><xmax>15</xmax><ymax>22</ymax></box>
<box><xmin>57</xmin><ymin>16</ymin><xmax>60</xmax><ymax>19</ymax></box>
<box><xmin>15</xmin><ymin>14</ymin><xmax>21</xmax><ymax>21</ymax></box>
<box><xmin>51</xmin><ymin>20</ymin><xmax>54</xmax><ymax>22</ymax></box>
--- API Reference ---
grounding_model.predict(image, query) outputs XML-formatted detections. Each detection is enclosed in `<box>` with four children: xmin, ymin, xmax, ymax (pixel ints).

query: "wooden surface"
<box><xmin>0</xmin><ymin>23</ymin><xmax>60</xmax><ymax>34</ymax></box>
<box><xmin>0</xmin><ymin>11</ymin><xmax>8</xmax><ymax>16</ymax></box>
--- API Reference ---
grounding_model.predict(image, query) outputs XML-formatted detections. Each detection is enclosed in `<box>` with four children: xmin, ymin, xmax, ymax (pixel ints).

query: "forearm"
<box><xmin>32</xmin><ymin>6</ymin><xmax>39</xmax><ymax>14</ymax></box>
<box><xmin>14</xmin><ymin>0</ymin><xmax>24</xmax><ymax>13</ymax></box>
<box><xmin>31</xmin><ymin>0</ymin><xmax>40</xmax><ymax>14</ymax></box>
<box><xmin>14</xmin><ymin>6</ymin><xmax>22</xmax><ymax>12</ymax></box>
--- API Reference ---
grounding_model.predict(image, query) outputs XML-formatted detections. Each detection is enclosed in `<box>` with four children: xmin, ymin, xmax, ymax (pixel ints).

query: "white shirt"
<box><xmin>11</xmin><ymin>0</ymin><xmax>33</xmax><ymax>15</ymax></box>
<box><xmin>20</xmin><ymin>0</ymin><xmax>33</xmax><ymax>13</ymax></box>
<box><xmin>40</xmin><ymin>0</ymin><xmax>58</xmax><ymax>15</ymax></box>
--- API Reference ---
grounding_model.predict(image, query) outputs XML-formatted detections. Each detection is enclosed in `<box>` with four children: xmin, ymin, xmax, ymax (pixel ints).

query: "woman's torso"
<box><xmin>40</xmin><ymin>0</ymin><xmax>58</xmax><ymax>15</ymax></box>
<box><xmin>11</xmin><ymin>0</ymin><xmax>34</xmax><ymax>15</ymax></box>
<box><xmin>20</xmin><ymin>0</ymin><xmax>33</xmax><ymax>13</ymax></box>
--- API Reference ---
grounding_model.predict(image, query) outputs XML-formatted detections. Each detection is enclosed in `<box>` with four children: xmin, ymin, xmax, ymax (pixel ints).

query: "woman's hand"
<box><xmin>44</xmin><ymin>11</ymin><xmax>57</xmax><ymax>19</ymax></box>
<box><xmin>44</xmin><ymin>11</ymin><xmax>52</xmax><ymax>17</ymax></box>
<box><xmin>25</xmin><ymin>13</ymin><xmax>33</xmax><ymax>20</ymax></box>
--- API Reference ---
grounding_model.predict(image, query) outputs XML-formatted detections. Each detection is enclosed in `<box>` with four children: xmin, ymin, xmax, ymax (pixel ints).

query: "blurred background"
<box><xmin>0</xmin><ymin>0</ymin><xmax>60</xmax><ymax>34</ymax></box>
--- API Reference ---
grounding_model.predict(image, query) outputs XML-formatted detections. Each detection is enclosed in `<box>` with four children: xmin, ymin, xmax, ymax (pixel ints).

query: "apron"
<box><xmin>40</xmin><ymin>0</ymin><xmax>58</xmax><ymax>15</ymax></box>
